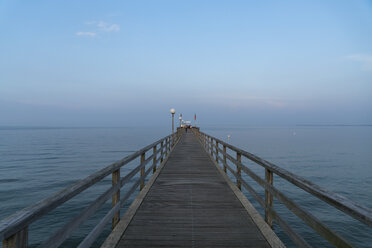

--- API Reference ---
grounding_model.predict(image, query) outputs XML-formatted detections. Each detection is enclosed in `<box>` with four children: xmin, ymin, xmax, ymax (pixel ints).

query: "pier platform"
<box><xmin>102</xmin><ymin>132</ymin><xmax>282</xmax><ymax>248</ymax></box>
<box><xmin>2</xmin><ymin>128</ymin><xmax>371</xmax><ymax>248</ymax></box>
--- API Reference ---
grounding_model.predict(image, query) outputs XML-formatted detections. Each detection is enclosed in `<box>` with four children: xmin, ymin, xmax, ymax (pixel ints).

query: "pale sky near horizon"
<box><xmin>1</xmin><ymin>0</ymin><xmax>371</xmax><ymax>127</ymax></box>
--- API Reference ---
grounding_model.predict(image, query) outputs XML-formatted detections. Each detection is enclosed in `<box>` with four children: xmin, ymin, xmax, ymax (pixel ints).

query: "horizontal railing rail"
<box><xmin>0</xmin><ymin>130</ymin><xmax>183</xmax><ymax>248</ymax></box>
<box><xmin>193</xmin><ymin>129</ymin><xmax>372</xmax><ymax>248</ymax></box>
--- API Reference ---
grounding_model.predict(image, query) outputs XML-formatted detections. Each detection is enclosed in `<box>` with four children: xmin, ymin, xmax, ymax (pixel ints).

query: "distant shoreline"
<box><xmin>0</xmin><ymin>124</ymin><xmax>371</xmax><ymax>131</ymax></box>
<box><xmin>296</xmin><ymin>124</ymin><xmax>372</xmax><ymax>127</ymax></box>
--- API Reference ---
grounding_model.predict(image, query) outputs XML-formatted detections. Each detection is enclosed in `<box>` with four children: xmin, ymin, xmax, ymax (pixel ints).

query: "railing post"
<box><xmin>211</xmin><ymin>138</ymin><xmax>213</xmax><ymax>155</ymax></box>
<box><xmin>112</xmin><ymin>169</ymin><xmax>120</xmax><ymax>229</ymax></box>
<box><xmin>210</xmin><ymin>138</ymin><xmax>214</xmax><ymax>156</ymax></box>
<box><xmin>153</xmin><ymin>145</ymin><xmax>157</xmax><ymax>173</ymax></box>
<box><xmin>165</xmin><ymin>138</ymin><xmax>168</xmax><ymax>157</ymax></box>
<box><xmin>140</xmin><ymin>152</ymin><xmax>145</xmax><ymax>190</ymax></box>
<box><xmin>265</xmin><ymin>169</ymin><xmax>274</xmax><ymax>228</ymax></box>
<box><xmin>165</xmin><ymin>138</ymin><xmax>167</xmax><ymax>155</ymax></box>
<box><xmin>223</xmin><ymin>145</ymin><xmax>227</xmax><ymax>173</ymax></box>
<box><xmin>215</xmin><ymin>141</ymin><xmax>219</xmax><ymax>163</ymax></box>
<box><xmin>2</xmin><ymin>227</ymin><xmax>28</xmax><ymax>248</ymax></box>
<box><xmin>160</xmin><ymin>140</ymin><xmax>164</xmax><ymax>163</ymax></box>
<box><xmin>236</xmin><ymin>152</ymin><xmax>242</xmax><ymax>190</ymax></box>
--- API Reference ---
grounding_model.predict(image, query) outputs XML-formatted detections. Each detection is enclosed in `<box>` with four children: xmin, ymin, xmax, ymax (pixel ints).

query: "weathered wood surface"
<box><xmin>112</xmin><ymin>169</ymin><xmax>120</xmax><ymax>229</ymax></box>
<box><xmin>211</xmin><ymin>139</ymin><xmax>354</xmax><ymax>247</ymax></box>
<box><xmin>265</xmin><ymin>169</ymin><xmax>273</xmax><ymax>228</ymax></box>
<box><xmin>2</xmin><ymin>227</ymin><xmax>27</xmax><ymax>248</ymax></box>
<box><xmin>0</xmin><ymin>135</ymin><xmax>172</xmax><ymax>242</ymax></box>
<box><xmin>201</xmin><ymin>132</ymin><xmax>372</xmax><ymax>228</ymax></box>
<box><xmin>115</xmin><ymin>132</ymin><xmax>274</xmax><ymax>248</ymax></box>
<box><xmin>202</xmin><ymin>131</ymin><xmax>372</xmax><ymax>247</ymax></box>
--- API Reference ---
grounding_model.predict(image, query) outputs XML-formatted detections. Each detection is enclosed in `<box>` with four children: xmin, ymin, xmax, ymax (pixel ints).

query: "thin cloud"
<box><xmin>76</xmin><ymin>32</ymin><xmax>97</xmax><ymax>37</ymax></box>
<box><xmin>266</xmin><ymin>100</ymin><xmax>287</xmax><ymax>108</ymax></box>
<box><xmin>76</xmin><ymin>21</ymin><xmax>120</xmax><ymax>37</ymax></box>
<box><xmin>197</xmin><ymin>93</ymin><xmax>288</xmax><ymax>109</ymax></box>
<box><xmin>347</xmin><ymin>54</ymin><xmax>372</xmax><ymax>71</ymax></box>
<box><xmin>97</xmin><ymin>21</ymin><xmax>120</xmax><ymax>32</ymax></box>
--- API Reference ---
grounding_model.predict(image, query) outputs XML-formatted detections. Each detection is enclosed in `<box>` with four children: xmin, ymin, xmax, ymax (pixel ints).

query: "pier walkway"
<box><xmin>104</xmin><ymin>132</ymin><xmax>279</xmax><ymax>248</ymax></box>
<box><xmin>1</xmin><ymin>127</ymin><xmax>371</xmax><ymax>248</ymax></box>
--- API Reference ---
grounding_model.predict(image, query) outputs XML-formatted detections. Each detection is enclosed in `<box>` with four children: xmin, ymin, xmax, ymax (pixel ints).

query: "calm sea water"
<box><xmin>0</xmin><ymin>126</ymin><xmax>371</xmax><ymax>247</ymax></box>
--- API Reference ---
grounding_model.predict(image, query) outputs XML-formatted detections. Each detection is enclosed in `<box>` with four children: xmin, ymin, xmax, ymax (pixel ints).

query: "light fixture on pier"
<box><xmin>179</xmin><ymin>114</ymin><xmax>182</xmax><ymax>127</ymax></box>
<box><xmin>170</xmin><ymin>108</ymin><xmax>175</xmax><ymax>145</ymax></box>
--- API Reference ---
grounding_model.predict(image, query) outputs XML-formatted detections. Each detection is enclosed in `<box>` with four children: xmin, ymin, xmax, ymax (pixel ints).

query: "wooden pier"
<box><xmin>102</xmin><ymin>131</ymin><xmax>282</xmax><ymax>248</ymax></box>
<box><xmin>1</xmin><ymin>127</ymin><xmax>372</xmax><ymax>248</ymax></box>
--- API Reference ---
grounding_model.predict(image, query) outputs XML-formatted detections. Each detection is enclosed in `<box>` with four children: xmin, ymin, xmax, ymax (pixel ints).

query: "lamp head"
<box><xmin>170</xmin><ymin>108</ymin><xmax>176</xmax><ymax>114</ymax></box>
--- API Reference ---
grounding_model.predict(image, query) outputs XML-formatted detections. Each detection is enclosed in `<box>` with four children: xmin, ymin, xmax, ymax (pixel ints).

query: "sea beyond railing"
<box><xmin>0</xmin><ymin>132</ymin><xmax>180</xmax><ymax>248</ymax></box>
<box><xmin>0</xmin><ymin>127</ymin><xmax>371</xmax><ymax>248</ymax></box>
<box><xmin>193</xmin><ymin>129</ymin><xmax>372</xmax><ymax>248</ymax></box>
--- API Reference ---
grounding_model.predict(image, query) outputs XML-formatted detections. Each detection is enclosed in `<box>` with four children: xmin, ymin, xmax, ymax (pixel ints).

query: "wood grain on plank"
<box><xmin>115</xmin><ymin>132</ymin><xmax>275</xmax><ymax>248</ymax></box>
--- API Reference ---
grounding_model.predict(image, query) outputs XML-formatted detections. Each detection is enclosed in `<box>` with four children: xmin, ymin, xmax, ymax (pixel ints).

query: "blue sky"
<box><xmin>1</xmin><ymin>0</ymin><xmax>371</xmax><ymax>126</ymax></box>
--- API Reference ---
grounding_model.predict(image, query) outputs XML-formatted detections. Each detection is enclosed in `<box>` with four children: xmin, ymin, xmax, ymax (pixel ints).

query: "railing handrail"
<box><xmin>198</xmin><ymin>131</ymin><xmax>372</xmax><ymax>227</ymax></box>
<box><xmin>0</xmin><ymin>134</ymin><xmax>172</xmax><ymax>241</ymax></box>
<box><xmin>195</xmin><ymin>129</ymin><xmax>372</xmax><ymax>247</ymax></box>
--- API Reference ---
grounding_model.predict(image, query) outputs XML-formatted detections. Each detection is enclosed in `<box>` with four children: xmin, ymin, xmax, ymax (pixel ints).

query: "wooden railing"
<box><xmin>194</xmin><ymin>129</ymin><xmax>372</xmax><ymax>248</ymax></box>
<box><xmin>0</xmin><ymin>131</ymin><xmax>183</xmax><ymax>248</ymax></box>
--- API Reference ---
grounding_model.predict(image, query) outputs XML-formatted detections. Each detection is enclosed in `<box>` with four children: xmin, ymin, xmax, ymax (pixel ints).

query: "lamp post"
<box><xmin>179</xmin><ymin>114</ymin><xmax>182</xmax><ymax>127</ymax></box>
<box><xmin>170</xmin><ymin>108</ymin><xmax>175</xmax><ymax>146</ymax></box>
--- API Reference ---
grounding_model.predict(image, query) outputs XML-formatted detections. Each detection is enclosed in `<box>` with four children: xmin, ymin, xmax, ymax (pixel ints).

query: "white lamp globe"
<box><xmin>170</xmin><ymin>108</ymin><xmax>176</xmax><ymax>114</ymax></box>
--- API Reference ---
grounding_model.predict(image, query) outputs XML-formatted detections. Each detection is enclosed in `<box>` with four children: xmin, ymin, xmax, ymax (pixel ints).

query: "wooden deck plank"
<box><xmin>113</xmin><ymin>132</ymin><xmax>280</xmax><ymax>248</ymax></box>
